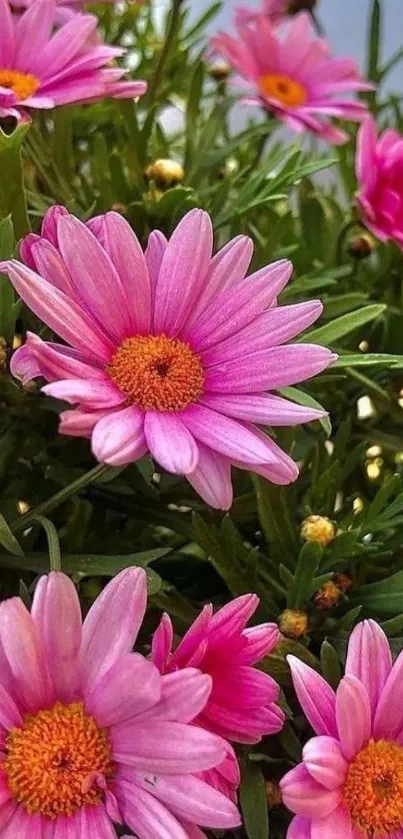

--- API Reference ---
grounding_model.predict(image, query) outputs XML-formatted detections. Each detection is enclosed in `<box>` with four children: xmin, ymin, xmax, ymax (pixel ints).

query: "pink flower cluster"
<box><xmin>0</xmin><ymin>568</ymin><xmax>281</xmax><ymax>837</ymax></box>
<box><xmin>0</xmin><ymin>0</ymin><xmax>146</xmax><ymax>122</ymax></box>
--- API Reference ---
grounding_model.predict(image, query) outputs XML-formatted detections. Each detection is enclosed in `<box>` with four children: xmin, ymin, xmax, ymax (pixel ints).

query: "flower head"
<box><xmin>0</xmin><ymin>568</ymin><xmax>240</xmax><ymax>837</ymax></box>
<box><xmin>211</xmin><ymin>13</ymin><xmax>371</xmax><ymax>144</ymax></box>
<box><xmin>356</xmin><ymin>117</ymin><xmax>403</xmax><ymax>250</ymax></box>
<box><xmin>235</xmin><ymin>0</ymin><xmax>317</xmax><ymax>27</ymax></box>
<box><xmin>300</xmin><ymin>514</ymin><xmax>336</xmax><ymax>547</ymax></box>
<box><xmin>3</xmin><ymin>207</ymin><xmax>334</xmax><ymax>508</ymax></box>
<box><xmin>0</xmin><ymin>0</ymin><xmax>146</xmax><ymax>122</ymax></box>
<box><xmin>280</xmin><ymin>619</ymin><xmax>403</xmax><ymax>838</ymax></box>
<box><xmin>151</xmin><ymin>594</ymin><xmax>284</xmax><ymax>744</ymax></box>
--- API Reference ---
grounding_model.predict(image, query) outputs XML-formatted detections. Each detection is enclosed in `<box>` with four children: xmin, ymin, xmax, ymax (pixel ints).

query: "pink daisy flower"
<box><xmin>151</xmin><ymin>593</ymin><xmax>284</xmax><ymax>745</ymax></box>
<box><xmin>0</xmin><ymin>0</ymin><xmax>146</xmax><ymax>122</ymax></box>
<box><xmin>280</xmin><ymin>619</ymin><xmax>403</xmax><ymax>838</ymax></box>
<box><xmin>235</xmin><ymin>0</ymin><xmax>292</xmax><ymax>27</ymax></box>
<box><xmin>11</xmin><ymin>0</ymin><xmax>145</xmax><ymax>26</ymax></box>
<box><xmin>210</xmin><ymin>13</ymin><xmax>371</xmax><ymax>144</ymax></box>
<box><xmin>2</xmin><ymin>206</ymin><xmax>334</xmax><ymax>510</ymax></box>
<box><xmin>0</xmin><ymin>567</ymin><xmax>240</xmax><ymax>837</ymax></box>
<box><xmin>356</xmin><ymin>117</ymin><xmax>403</xmax><ymax>250</ymax></box>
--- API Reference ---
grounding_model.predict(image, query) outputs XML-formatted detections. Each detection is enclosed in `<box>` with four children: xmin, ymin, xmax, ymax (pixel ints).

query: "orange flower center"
<box><xmin>343</xmin><ymin>739</ymin><xmax>403</xmax><ymax>835</ymax></box>
<box><xmin>259</xmin><ymin>73</ymin><xmax>307</xmax><ymax>107</ymax></box>
<box><xmin>107</xmin><ymin>334</ymin><xmax>204</xmax><ymax>411</ymax></box>
<box><xmin>0</xmin><ymin>69</ymin><xmax>39</xmax><ymax>102</ymax></box>
<box><xmin>2</xmin><ymin>701</ymin><xmax>114</xmax><ymax>819</ymax></box>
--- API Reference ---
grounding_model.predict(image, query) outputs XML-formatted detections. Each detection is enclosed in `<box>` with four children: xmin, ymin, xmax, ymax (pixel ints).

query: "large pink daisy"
<box><xmin>0</xmin><ymin>0</ymin><xmax>146</xmax><ymax>122</ymax></box>
<box><xmin>2</xmin><ymin>205</ymin><xmax>334</xmax><ymax>510</ymax></box>
<box><xmin>210</xmin><ymin>12</ymin><xmax>371</xmax><ymax>144</ymax></box>
<box><xmin>280</xmin><ymin>619</ymin><xmax>403</xmax><ymax>838</ymax></box>
<box><xmin>0</xmin><ymin>568</ymin><xmax>240</xmax><ymax>837</ymax></box>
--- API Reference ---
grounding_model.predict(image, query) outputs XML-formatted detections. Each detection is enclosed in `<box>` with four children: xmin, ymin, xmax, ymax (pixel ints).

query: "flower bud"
<box><xmin>333</xmin><ymin>573</ymin><xmax>352</xmax><ymax>593</ymax></box>
<box><xmin>300</xmin><ymin>515</ymin><xmax>336</xmax><ymax>548</ymax></box>
<box><xmin>145</xmin><ymin>159</ymin><xmax>185</xmax><ymax>188</ymax></box>
<box><xmin>278</xmin><ymin>609</ymin><xmax>308</xmax><ymax>639</ymax></box>
<box><xmin>347</xmin><ymin>233</ymin><xmax>374</xmax><ymax>260</ymax></box>
<box><xmin>314</xmin><ymin>581</ymin><xmax>341</xmax><ymax>610</ymax></box>
<box><xmin>266</xmin><ymin>781</ymin><xmax>282</xmax><ymax>809</ymax></box>
<box><xmin>209</xmin><ymin>60</ymin><xmax>231</xmax><ymax>81</ymax></box>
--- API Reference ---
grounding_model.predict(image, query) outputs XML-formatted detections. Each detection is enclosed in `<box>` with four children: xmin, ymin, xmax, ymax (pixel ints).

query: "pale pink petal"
<box><xmin>79</xmin><ymin>804</ymin><xmax>116</xmax><ymax>838</ymax></box>
<box><xmin>91</xmin><ymin>406</ymin><xmax>146</xmax><ymax>466</ymax></box>
<box><xmin>139</xmin><ymin>670</ymin><xmax>212</xmax><ymax>723</ymax></box>
<box><xmin>200</xmin><ymin>700</ymin><xmax>284</xmax><ymax>743</ymax></box>
<box><xmin>169</xmin><ymin>605</ymin><xmax>212</xmax><ymax>670</ymax></box>
<box><xmin>232</xmin><ymin>623</ymin><xmax>280</xmax><ymax>665</ymax></box>
<box><xmin>200</xmin><ymin>392</ymin><xmax>325</xmax><ymax>426</ymax></box>
<box><xmin>145</xmin><ymin>230</ymin><xmax>168</xmax><ymax>305</ymax></box>
<box><xmin>80</xmin><ymin>567</ymin><xmax>147</xmax><ymax>689</ymax></box>
<box><xmin>10</xmin><ymin>344</ymin><xmax>41</xmax><ymax>385</ymax></box>
<box><xmin>57</xmin><ymin>215</ymin><xmax>136</xmax><ymax>343</ymax></box>
<box><xmin>40</xmin><ymin>206</ymin><xmax>69</xmax><ymax>245</ymax></box>
<box><xmin>288</xmin><ymin>816</ymin><xmax>312</xmax><ymax>839</ymax></box>
<box><xmin>288</xmin><ymin>656</ymin><xmax>337</xmax><ymax>737</ymax></box>
<box><xmin>0</xmin><ymin>808</ymin><xmax>43</xmax><ymax>839</ymax></box>
<box><xmin>345</xmin><ymin>619</ymin><xmax>392</xmax><ymax>722</ymax></box>
<box><xmin>374</xmin><ymin>647</ymin><xmax>403</xmax><ymax>740</ymax></box>
<box><xmin>85</xmin><ymin>654</ymin><xmax>161</xmax><ymax>726</ymax></box>
<box><xmin>15</xmin><ymin>0</ymin><xmax>54</xmax><ymax>72</ymax></box>
<box><xmin>0</xmin><ymin>260</ymin><xmax>114</xmax><ymax>362</ymax></box>
<box><xmin>303</xmin><ymin>736</ymin><xmax>347</xmax><ymax>790</ymax></box>
<box><xmin>31</xmin><ymin>572</ymin><xmax>82</xmax><ymax>703</ymax></box>
<box><xmin>280</xmin><ymin>763</ymin><xmax>342</xmax><ymax>819</ymax></box>
<box><xmin>205</xmin><ymin>345</ymin><xmax>336</xmax><ymax>393</ymax></box>
<box><xmin>26</xmin><ymin>332</ymin><xmax>105</xmax><ymax>381</ymax></box>
<box><xmin>0</xmin><ymin>0</ymin><xmax>15</xmax><ymax>66</ymax></box>
<box><xmin>0</xmin><ymin>598</ymin><xmax>52</xmax><ymax>712</ymax></box>
<box><xmin>184</xmin><ymin>235</ymin><xmax>253</xmax><ymax>329</ymax></box>
<box><xmin>34</xmin><ymin>14</ymin><xmax>98</xmax><ymax>78</ymax></box>
<box><xmin>87</xmin><ymin>212</ymin><xmax>151</xmax><ymax>335</ymax></box>
<box><xmin>130</xmin><ymin>772</ymin><xmax>240</xmax><ymax>828</ymax></box>
<box><xmin>336</xmin><ymin>675</ymin><xmax>371</xmax><ymax>760</ymax></box>
<box><xmin>42</xmin><ymin>378</ymin><xmax>126</xmax><ymax>410</ymax></box>
<box><xmin>111</xmin><ymin>721</ymin><xmax>227</xmax><ymax>773</ymax></box>
<box><xmin>187</xmin><ymin>444</ymin><xmax>233</xmax><ymax>510</ymax></box>
<box><xmin>181</xmin><ymin>405</ymin><xmax>281</xmax><ymax>464</ymax></box>
<box><xmin>144</xmin><ymin>412</ymin><xmax>199</xmax><ymax>475</ymax></box>
<box><xmin>59</xmin><ymin>408</ymin><xmax>111</xmax><ymax>438</ymax></box>
<box><xmin>310</xmin><ymin>806</ymin><xmax>353</xmax><ymax>839</ymax></box>
<box><xmin>154</xmin><ymin>210</ymin><xmax>213</xmax><ymax>336</ymax></box>
<box><xmin>116</xmin><ymin>780</ymin><xmax>188</xmax><ymax>839</ymax></box>
<box><xmin>26</xmin><ymin>237</ymin><xmax>75</xmax><ymax>295</ymax></box>
<box><xmin>0</xmin><ymin>684</ymin><xmax>23</xmax><ymax>730</ymax></box>
<box><xmin>151</xmin><ymin>613</ymin><xmax>173</xmax><ymax>673</ymax></box>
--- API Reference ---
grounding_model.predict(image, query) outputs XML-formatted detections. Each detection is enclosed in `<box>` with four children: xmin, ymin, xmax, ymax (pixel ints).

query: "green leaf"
<box><xmin>0</xmin><ymin>513</ymin><xmax>25</xmax><ymax>558</ymax></box>
<box><xmin>367</xmin><ymin>0</ymin><xmax>381</xmax><ymax>82</ymax></box>
<box><xmin>32</xmin><ymin>516</ymin><xmax>61</xmax><ymax>572</ymax></box>
<box><xmin>0</xmin><ymin>122</ymin><xmax>30</xmax><ymax>240</ymax></box>
<box><xmin>333</xmin><ymin>353</ymin><xmax>403</xmax><ymax>369</ymax></box>
<box><xmin>280</xmin><ymin>386</ymin><xmax>331</xmax><ymax>437</ymax></box>
<box><xmin>351</xmin><ymin>569</ymin><xmax>403</xmax><ymax>616</ymax></box>
<box><xmin>288</xmin><ymin>542</ymin><xmax>323</xmax><ymax>609</ymax></box>
<box><xmin>300</xmin><ymin>304</ymin><xmax>386</xmax><ymax>346</ymax></box>
<box><xmin>323</xmin><ymin>293</ymin><xmax>369</xmax><ymax>319</ymax></box>
<box><xmin>240</xmin><ymin>757</ymin><xmax>269</xmax><ymax>839</ymax></box>
<box><xmin>320</xmin><ymin>640</ymin><xmax>342</xmax><ymax>689</ymax></box>
<box><xmin>0</xmin><ymin>215</ymin><xmax>17</xmax><ymax>340</ymax></box>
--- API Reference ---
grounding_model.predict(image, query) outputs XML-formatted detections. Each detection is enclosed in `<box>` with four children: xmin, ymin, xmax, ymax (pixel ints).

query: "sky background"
<box><xmin>189</xmin><ymin>0</ymin><xmax>403</xmax><ymax>93</ymax></box>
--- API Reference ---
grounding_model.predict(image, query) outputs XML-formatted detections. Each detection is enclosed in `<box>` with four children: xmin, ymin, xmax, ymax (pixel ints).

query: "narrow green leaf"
<box><xmin>320</xmin><ymin>640</ymin><xmax>342</xmax><ymax>689</ymax></box>
<box><xmin>367</xmin><ymin>0</ymin><xmax>381</xmax><ymax>82</ymax></box>
<box><xmin>300</xmin><ymin>304</ymin><xmax>386</xmax><ymax>346</ymax></box>
<box><xmin>351</xmin><ymin>569</ymin><xmax>403</xmax><ymax>616</ymax></box>
<box><xmin>0</xmin><ymin>122</ymin><xmax>30</xmax><ymax>239</ymax></box>
<box><xmin>0</xmin><ymin>513</ymin><xmax>25</xmax><ymax>558</ymax></box>
<box><xmin>280</xmin><ymin>386</ymin><xmax>331</xmax><ymax>437</ymax></box>
<box><xmin>240</xmin><ymin>758</ymin><xmax>269</xmax><ymax>839</ymax></box>
<box><xmin>0</xmin><ymin>215</ymin><xmax>16</xmax><ymax>340</ymax></box>
<box><xmin>333</xmin><ymin>353</ymin><xmax>403</xmax><ymax>369</ymax></box>
<box><xmin>288</xmin><ymin>542</ymin><xmax>323</xmax><ymax>608</ymax></box>
<box><xmin>31</xmin><ymin>516</ymin><xmax>61</xmax><ymax>572</ymax></box>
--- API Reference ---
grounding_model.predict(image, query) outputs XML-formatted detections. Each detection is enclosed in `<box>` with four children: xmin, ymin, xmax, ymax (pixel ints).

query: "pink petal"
<box><xmin>59</xmin><ymin>408</ymin><xmax>111</xmax><ymax>438</ymax></box>
<box><xmin>187</xmin><ymin>260</ymin><xmax>292</xmax><ymax>353</ymax></box>
<box><xmin>187</xmin><ymin>444</ymin><xmax>233</xmax><ymax>509</ymax></box>
<box><xmin>42</xmin><ymin>378</ymin><xmax>126</xmax><ymax>410</ymax></box>
<box><xmin>111</xmin><ymin>721</ymin><xmax>227</xmax><ymax>773</ymax></box>
<box><xmin>336</xmin><ymin>675</ymin><xmax>371</xmax><ymax>760</ymax></box>
<box><xmin>169</xmin><ymin>604</ymin><xmax>212</xmax><ymax>670</ymax></box>
<box><xmin>145</xmin><ymin>230</ymin><xmax>168</xmax><ymax>305</ymax></box>
<box><xmin>345</xmin><ymin>619</ymin><xmax>392</xmax><ymax>722</ymax></box>
<box><xmin>200</xmin><ymin>392</ymin><xmax>325</xmax><ymax>426</ymax></box>
<box><xmin>374</xmin><ymin>647</ymin><xmax>403</xmax><ymax>740</ymax></box>
<box><xmin>212</xmin><ymin>666</ymin><xmax>279</xmax><ymax>709</ymax></box>
<box><xmin>153</xmin><ymin>210</ymin><xmax>213</xmax><ymax>336</ymax></box>
<box><xmin>79</xmin><ymin>804</ymin><xmax>116</xmax><ymax>839</ymax></box>
<box><xmin>116</xmin><ymin>780</ymin><xmax>188</xmax><ymax>839</ymax></box>
<box><xmin>185</xmin><ymin>235</ymin><xmax>253</xmax><ymax>329</ymax></box>
<box><xmin>181</xmin><ymin>405</ymin><xmax>280</xmax><ymax>464</ymax></box>
<box><xmin>25</xmin><ymin>235</ymin><xmax>75</xmax><ymax>296</ymax></box>
<box><xmin>205</xmin><ymin>344</ymin><xmax>336</xmax><ymax>393</ymax></box>
<box><xmin>150</xmin><ymin>613</ymin><xmax>173</xmax><ymax>673</ymax></box>
<box><xmin>40</xmin><ymin>205</ymin><xmax>69</xmax><ymax>246</ymax></box>
<box><xmin>0</xmin><ymin>0</ymin><xmax>15</xmax><ymax>66</ymax></box>
<box><xmin>0</xmin><ymin>808</ymin><xmax>43</xmax><ymax>839</ymax></box>
<box><xmin>208</xmin><ymin>593</ymin><xmax>257</xmax><ymax>639</ymax></box>
<box><xmin>303</xmin><ymin>736</ymin><xmax>347</xmax><ymax>790</ymax></box>
<box><xmin>131</xmin><ymin>772</ymin><xmax>241</xmax><ymax>829</ymax></box>
<box><xmin>80</xmin><ymin>567</ymin><xmax>147</xmax><ymax>689</ymax></box>
<box><xmin>288</xmin><ymin>816</ymin><xmax>312</xmax><ymax>839</ymax></box>
<box><xmin>15</xmin><ymin>0</ymin><xmax>54</xmax><ymax>72</ymax></box>
<box><xmin>85</xmin><ymin>653</ymin><xmax>161</xmax><ymax>726</ymax></box>
<box><xmin>10</xmin><ymin>344</ymin><xmax>41</xmax><ymax>385</ymax></box>
<box><xmin>0</xmin><ymin>260</ymin><xmax>114</xmax><ymax>363</ymax></box>
<box><xmin>138</xmin><ymin>669</ymin><xmax>212</xmax><ymax>723</ymax></box>
<box><xmin>0</xmin><ymin>684</ymin><xmax>23</xmax><ymax>730</ymax></box>
<box><xmin>280</xmin><ymin>763</ymin><xmax>342</xmax><ymax>819</ymax></box>
<box><xmin>31</xmin><ymin>572</ymin><xmax>82</xmax><ymax>703</ymax></box>
<box><xmin>57</xmin><ymin>215</ymin><xmax>136</xmax><ymax>344</ymax></box>
<box><xmin>87</xmin><ymin>212</ymin><xmax>151</xmax><ymax>335</ymax></box>
<box><xmin>232</xmin><ymin>623</ymin><xmax>280</xmax><ymax>665</ymax></box>
<box><xmin>288</xmin><ymin>656</ymin><xmax>337</xmax><ymax>737</ymax></box>
<box><xmin>26</xmin><ymin>332</ymin><xmax>105</xmax><ymax>381</ymax></box>
<box><xmin>144</xmin><ymin>412</ymin><xmax>199</xmax><ymax>475</ymax></box>
<box><xmin>0</xmin><ymin>802</ymin><xmax>18</xmax><ymax>835</ymax></box>
<box><xmin>91</xmin><ymin>406</ymin><xmax>146</xmax><ymax>466</ymax></box>
<box><xmin>200</xmin><ymin>700</ymin><xmax>284</xmax><ymax>743</ymax></box>
<box><xmin>310</xmin><ymin>806</ymin><xmax>353</xmax><ymax>839</ymax></box>
<box><xmin>34</xmin><ymin>14</ymin><xmax>98</xmax><ymax>78</ymax></box>
<box><xmin>0</xmin><ymin>598</ymin><xmax>52</xmax><ymax>712</ymax></box>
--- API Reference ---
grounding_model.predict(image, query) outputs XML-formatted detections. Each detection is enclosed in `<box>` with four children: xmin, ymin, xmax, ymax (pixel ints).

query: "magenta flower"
<box><xmin>356</xmin><ymin>117</ymin><xmax>403</xmax><ymax>249</ymax></box>
<box><xmin>210</xmin><ymin>13</ymin><xmax>371</xmax><ymax>144</ymax></box>
<box><xmin>280</xmin><ymin>619</ymin><xmax>403</xmax><ymax>838</ymax></box>
<box><xmin>0</xmin><ymin>568</ymin><xmax>240</xmax><ymax>837</ymax></box>
<box><xmin>3</xmin><ymin>206</ymin><xmax>334</xmax><ymax>509</ymax></box>
<box><xmin>151</xmin><ymin>594</ymin><xmax>284</xmax><ymax>745</ymax></box>
<box><xmin>0</xmin><ymin>0</ymin><xmax>146</xmax><ymax>122</ymax></box>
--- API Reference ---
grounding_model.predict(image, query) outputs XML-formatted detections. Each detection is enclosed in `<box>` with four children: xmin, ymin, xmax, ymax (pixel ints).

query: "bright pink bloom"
<box><xmin>0</xmin><ymin>0</ymin><xmax>146</xmax><ymax>122</ymax></box>
<box><xmin>151</xmin><ymin>594</ymin><xmax>284</xmax><ymax>745</ymax></box>
<box><xmin>0</xmin><ymin>568</ymin><xmax>240</xmax><ymax>837</ymax></box>
<box><xmin>210</xmin><ymin>13</ymin><xmax>371</xmax><ymax>144</ymax></box>
<box><xmin>280</xmin><ymin>619</ymin><xmax>403</xmax><ymax>838</ymax></box>
<box><xmin>356</xmin><ymin>117</ymin><xmax>403</xmax><ymax>249</ymax></box>
<box><xmin>3</xmin><ymin>206</ymin><xmax>334</xmax><ymax>509</ymax></box>
<box><xmin>235</xmin><ymin>0</ymin><xmax>290</xmax><ymax>27</ymax></box>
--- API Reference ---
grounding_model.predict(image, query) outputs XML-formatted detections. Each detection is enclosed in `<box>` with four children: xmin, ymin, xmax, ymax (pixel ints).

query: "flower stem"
<box><xmin>146</xmin><ymin>0</ymin><xmax>184</xmax><ymax>108</ymax></box>
<box><xmin>10</xmin><ymin>463</ymin><xmax>110</xmax><ymax>535</ymax></box>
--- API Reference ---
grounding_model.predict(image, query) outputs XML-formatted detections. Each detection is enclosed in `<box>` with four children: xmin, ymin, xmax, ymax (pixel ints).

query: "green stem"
<box><xmin>146</xmin><ymin>0</ymin><xmax>184</xmax><ymax>108</ymax></box>
<box><xmin>10</xmin><ymin>463</ymin><xmax>110</xmax><ymax>535</ymax></box>
<box><xmin>0</xmin><ymin>124</ymin><xmax>30</xmax><ymax>240</ymax></box>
